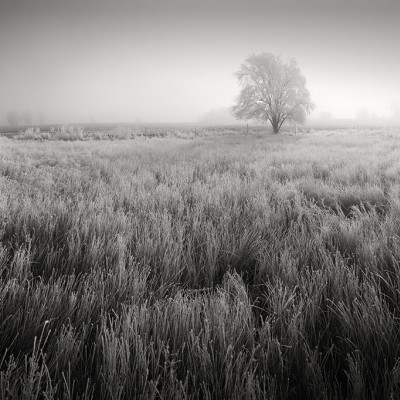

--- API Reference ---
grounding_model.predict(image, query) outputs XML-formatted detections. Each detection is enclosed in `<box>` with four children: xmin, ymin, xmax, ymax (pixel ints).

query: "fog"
<box><xmin>1</xmin><ymin>0</ymin><xmax>399</xmax><ymax>125</ymax></box>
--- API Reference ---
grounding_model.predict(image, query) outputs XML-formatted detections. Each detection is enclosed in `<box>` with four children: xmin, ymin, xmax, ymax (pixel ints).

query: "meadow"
<box><xmin>1</xmin><ymin>126</ymin><xmax>400</xmax><ymax>399</ymax></box>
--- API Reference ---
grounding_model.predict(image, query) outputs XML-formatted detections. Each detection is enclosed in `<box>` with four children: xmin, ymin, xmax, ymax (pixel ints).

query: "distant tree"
<box><xmin>319</xmin><ymin>111</ymin><xmax>333</xmax><ymax>120</ymax></box>
<box><xmin>6</xmin><ymin>110</ymin><xmax>22</xmax><ymax>127</ymax></box>
<box><xmin>233</xmin><ymin>53</ymin><xmax>314</xmax><ymax>133</ymax></box>
<box><xmin>38</xmin><ymin>111</ymin><xmax>46</xmax><ymax>125</ymax></box>
<box><xmin>355</xmin><ymin>107</ymin><xmax>377</xmax><ymax>120</ymax></box>
<box><xmin>21</xmin><ymin>110</ymin><xmax>32</xmax><ymax>126</ymax></box>
<box><xmin>389</xmin><ymin>101</ymin><xmax>400</xmax><ymax>120</ymax></box>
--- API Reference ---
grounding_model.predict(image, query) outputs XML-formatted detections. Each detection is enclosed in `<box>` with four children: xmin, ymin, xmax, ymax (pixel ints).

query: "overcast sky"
<box><xmin>0</xmin><ymin>0</ymin><xmax>399</xmax><ymax>124</ymax></box>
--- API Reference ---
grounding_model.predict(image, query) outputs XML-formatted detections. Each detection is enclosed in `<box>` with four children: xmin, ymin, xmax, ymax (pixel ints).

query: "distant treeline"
<box><xmin>4</xmin><ymin>110</ymin><xmax>46</xmax><ymax>127</ymax></box>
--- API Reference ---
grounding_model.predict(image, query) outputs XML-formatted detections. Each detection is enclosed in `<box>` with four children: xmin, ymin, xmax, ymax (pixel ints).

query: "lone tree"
<box><xmin>233</xmin><ymin>53</ymin><xmax>314</xmax><ymax>133</ymax></box>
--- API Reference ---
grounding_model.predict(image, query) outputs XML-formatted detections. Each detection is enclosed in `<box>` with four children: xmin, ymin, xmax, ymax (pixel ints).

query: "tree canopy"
<box><xmin>233</xmin><ymin>53</ymin><xmax>314</xmax><ymax>133</ymax></box>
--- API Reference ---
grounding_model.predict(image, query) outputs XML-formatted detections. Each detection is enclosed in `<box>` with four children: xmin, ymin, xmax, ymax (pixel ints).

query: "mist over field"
<box><xmin>1</xmin><ymin>0</ymin><xmax>399</xmax><ymax>125</ymax></box>
<box><xmin>2</xmin><ymin>1</ymin><xmax>400</xmax><ymax>399</ymax></box>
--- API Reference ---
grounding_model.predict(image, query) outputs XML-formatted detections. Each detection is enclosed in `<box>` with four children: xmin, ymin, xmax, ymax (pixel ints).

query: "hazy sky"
<box><xmin>0</xmin><ymin>0</ymin><xmax>399</xmax><ymax>124</ymax></box>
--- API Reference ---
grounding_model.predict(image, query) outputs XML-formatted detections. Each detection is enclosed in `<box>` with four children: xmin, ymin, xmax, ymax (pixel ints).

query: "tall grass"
<box><xmin>6</xmin><ymin>124</ymin><xmax>252</xmax><ymax>141</ymax></box>
<box><xmin>1</xmin><ymin>129</ymin><xmax>400</xmax><ymax>399</ymax></box>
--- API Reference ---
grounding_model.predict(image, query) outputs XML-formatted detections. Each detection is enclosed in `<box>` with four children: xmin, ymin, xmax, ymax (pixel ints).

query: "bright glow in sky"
<box><xmin>0</xmin><ymin>0</ymin><xmax>399</xmax><ymax>124</ymax></box>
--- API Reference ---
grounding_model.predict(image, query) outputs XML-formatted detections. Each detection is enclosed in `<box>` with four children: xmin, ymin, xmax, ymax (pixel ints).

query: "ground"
<box><xmin>1</xmin><ymin>128</ymin><xmax>400</xmax><ymax>399</ymax></box>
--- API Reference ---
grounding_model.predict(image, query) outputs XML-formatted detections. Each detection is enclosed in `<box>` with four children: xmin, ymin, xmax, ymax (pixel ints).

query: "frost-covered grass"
<box><xmin>1</xmin><ymin>129</ymin><xmax>400</xmax><ymax>399</ymax></box>
<box><xmin>5</xmin><ymin>124</ymin><xmax>256</xmax><ymax>141</ymax></box>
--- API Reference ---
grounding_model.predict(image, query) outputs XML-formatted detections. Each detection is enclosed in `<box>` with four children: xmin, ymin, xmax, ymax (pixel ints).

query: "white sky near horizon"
<box><xmin>0</xmin><ymin>0</ymin><xmax>399</xmax><ymax>124</ymax></box>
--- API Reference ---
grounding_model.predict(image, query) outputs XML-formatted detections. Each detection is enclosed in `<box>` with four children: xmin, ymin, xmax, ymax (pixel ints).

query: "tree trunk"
<box><xmin>271</xmin><ymin>117</ymin><xmax>280</xmax><ymax>134</ymax></box>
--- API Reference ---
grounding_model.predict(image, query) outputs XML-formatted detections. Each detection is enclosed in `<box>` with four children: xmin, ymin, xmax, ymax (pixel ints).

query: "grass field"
<box><xmin>1</xmin><ymin>127</ymin><xmax>400</xmax><ymax>399</ymax></box>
